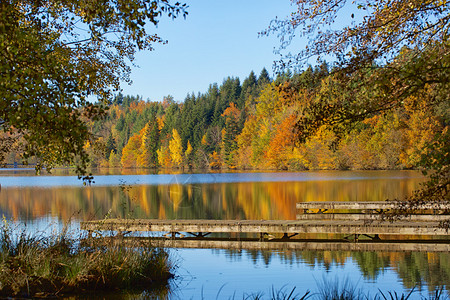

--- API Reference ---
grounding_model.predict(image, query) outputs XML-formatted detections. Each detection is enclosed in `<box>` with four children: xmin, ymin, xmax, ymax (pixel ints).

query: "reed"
<box><xmin>207</xmin><ymin>282</ymin><xmax>448</xmax><ymax>300</ymax></box>
<box><xmin>243</xmin><ymin>284</ymin><xmax>448</xmax><ymax>300</ymax></box>
<box><xmin>0</xmin><ymin>218</ymin><xmax>173</xmax><ymax>298</ymax></box>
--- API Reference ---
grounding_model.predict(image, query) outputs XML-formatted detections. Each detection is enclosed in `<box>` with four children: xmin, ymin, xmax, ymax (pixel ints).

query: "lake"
<box><xmin>0</xmin><ymin>169</ymin><xmax>448</xmax><ymax>299</ymax></box>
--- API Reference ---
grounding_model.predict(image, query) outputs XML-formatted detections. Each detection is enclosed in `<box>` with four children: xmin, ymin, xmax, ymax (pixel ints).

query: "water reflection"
<box><xmin>2</xmin><ymin>170</ymin><xmax>447</xmax><ymax>296</ymax></box>
<box><xmin>0</xmin><ymin>171</ymin><xmax>424</xmax><ymax>222</ymax></box>
<box><xmin>230</xmin><ymin>249</ymin><xmax>450</xmax><ymax>293</ymax></box>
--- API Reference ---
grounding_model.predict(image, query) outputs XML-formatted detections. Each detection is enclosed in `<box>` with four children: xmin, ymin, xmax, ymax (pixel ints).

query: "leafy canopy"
<box><xmin>0</xmin><ymin>0</ymin><xmax>187</xmax><ymax>179</ymax></box>
<box><xmin>262</xmin><ymin>0</ymin><xmax>449</xmax><ymax>71</ymax></box>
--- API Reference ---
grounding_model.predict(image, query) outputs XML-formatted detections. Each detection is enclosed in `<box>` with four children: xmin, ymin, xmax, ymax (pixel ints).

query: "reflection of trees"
<box><xmin>351</xmin><ymin>252</ymin><xmax>390</xmax><ymax>280</ymax></box>
<box><xmin>393</xmin><ymin>252</ymin><xmax>450</xmax><ymax>293</ymax></box>
<box><xmin>0</xmin><ymin>174</ymin><xmax>425</xmax><ymax>226</ymax></box>
<box><xmin>0</xmin><ymin>172</ymin><xmax>423</xmax><ymax>222</ymax></box>
<box><xmin>297</xmin><ymin>251</ymin><xmax>347</xmax><ymax>272</ymax></box>
<box><xmin>218</xmin><ymin>249</ymin><xmax>449</xmax><ymax>291</ymax></box>
<box><xmin>301</xmin><ymin>250</ymin><xmax>449</xmax><ymax>292</ymax></box>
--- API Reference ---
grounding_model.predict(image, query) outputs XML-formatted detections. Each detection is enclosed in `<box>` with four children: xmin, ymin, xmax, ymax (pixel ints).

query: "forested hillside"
<box><xmin>4</xmin><ymin>59</ymin><xmax>447</xmax><ymax>172</ymax></box>
<box><xmin>81</xmin><ymin>53</ymin><xmax>447</xmax><ymax>171</ymax></box>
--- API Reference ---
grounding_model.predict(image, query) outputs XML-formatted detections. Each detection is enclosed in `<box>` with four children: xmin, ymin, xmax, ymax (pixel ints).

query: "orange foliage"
<box><xmin>266</xmin><ymin>114</ymin><xmax>297</xmax><ymax>169</ymax></box>
<box><xmin>221</xmin><ymin>102</ymin><xmax>240</xmax><ymax>119</ymax></box>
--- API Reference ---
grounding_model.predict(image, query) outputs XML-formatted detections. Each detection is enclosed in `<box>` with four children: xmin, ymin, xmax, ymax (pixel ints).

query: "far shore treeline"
<box><xmin>5</xmin><ymin>62</ymin><xmax>447</xmax><ymax>172</ymax></box>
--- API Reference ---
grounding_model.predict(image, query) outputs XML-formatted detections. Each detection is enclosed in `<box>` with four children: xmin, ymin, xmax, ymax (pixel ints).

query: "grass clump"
<box><xmin>0</xmin><ymin>218</ymin><xmax>173</xmax><ymax>298</ymax></box>
<box><xmin>224</xmin><ymin>281</ymin><xmax>448</xmax><ymax>300</ymax></box>
<box><xmin>315</xmin><ymin>277</ymin><xmax>365</xmax><ymax>300</ymax></box>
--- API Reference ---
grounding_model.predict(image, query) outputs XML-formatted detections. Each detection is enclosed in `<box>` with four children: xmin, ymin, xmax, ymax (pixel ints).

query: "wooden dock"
<box><xmin>81</xmin><ymin>201</ymin><xmax>450</xmax><ymax>241</ymax></box>
<box><xmin>81</xmin><ymin>218</ymin><xmax>449</xmax><ymax>239</ymax></box>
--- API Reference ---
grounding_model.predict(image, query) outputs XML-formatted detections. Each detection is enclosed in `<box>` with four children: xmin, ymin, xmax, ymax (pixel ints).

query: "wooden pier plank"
<box><xmin>80</xmin><ymin>218</ymin><xmax>449</xmax><ymax>236</ymax></box>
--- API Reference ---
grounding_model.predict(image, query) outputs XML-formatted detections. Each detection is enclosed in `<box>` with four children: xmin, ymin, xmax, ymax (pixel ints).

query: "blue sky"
<box><xmin>120</xmin><ymin>1</ymin><xmax>301</xmax><ymax>102</ymax></box>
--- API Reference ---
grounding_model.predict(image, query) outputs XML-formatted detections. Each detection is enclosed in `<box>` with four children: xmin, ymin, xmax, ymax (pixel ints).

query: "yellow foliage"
<box><xmin>121</xmin><ymin>134</ymin><xmax>142</xmax><ymax>168</ymax></box>
<box><xmin>185</xmin><ymin>140</ymin><xmax>193</xmax><ymax>158</ymax></box>
<box><xmin>251</xmin><ymin>120</ymin><xmax>272</xmax><ymax>168</ymax></box>
<box><xmin>402</xmin><ymin>95</ymin><xmax>441</xmax><ymax>167</ymax></box>
<box><xmin>304</xmin><ymin>126</ymin><xmax>338</xmax><ymax>170</ymax></box>
<box><xmin>108</xmin><ymin>150</ymin><xmax>120</xmax><ymax>167</ymax></box>
<box><xmin>157</xmin><ymin>116</ymin><xmax>165</xmax><ymax>131</ymax></box>
<box><xmin>209</xmin><ymin>151</ymin><xmax>222</xmax><ymax>169</ymax></box>
<box><xmin>255</xmin><ymin>83</ymin><xmax>281</xmax><ymax>119</ymax></box>
<box><xmin>237</xmin><ymin>116</ymin><xmax>257</xmax><ymax>149</ymax></box>
<box><xmin>157</xmin><ymin>145</ymin><xmax>171</xmax><ymax>168</ymax></box>
<box><xmin>169</xmin><ymin>129</ymin><xmax>183</xmax><ymax>167</ymax></box>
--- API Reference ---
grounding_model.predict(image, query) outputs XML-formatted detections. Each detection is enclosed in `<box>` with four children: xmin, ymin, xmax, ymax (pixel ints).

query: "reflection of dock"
<box><xmin>89</xmin><ymin>236</ymin><xmax>450</xmax><ymax>253</ymax></box>
<box><xmin>296</xmin><ymin>201</ymin><xmax>450</xmax><ymax>210</ymax></box>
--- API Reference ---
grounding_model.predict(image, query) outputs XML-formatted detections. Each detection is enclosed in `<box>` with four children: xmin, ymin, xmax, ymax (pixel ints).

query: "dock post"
<box><xmin>237</xmin><ymin>222</ymin><xmax>241</xmax><ymax>242</ymax></box>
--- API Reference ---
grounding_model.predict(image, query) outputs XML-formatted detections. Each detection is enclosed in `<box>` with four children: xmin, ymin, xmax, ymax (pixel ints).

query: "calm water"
<box><xmin>0</xmin><ymin>169</ymin><xmax>448</xmax><ymax>299</ymax></box>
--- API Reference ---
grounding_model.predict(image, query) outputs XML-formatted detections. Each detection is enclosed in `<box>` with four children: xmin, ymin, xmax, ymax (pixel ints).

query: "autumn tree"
<box><xmin>266</xmin><ymin>114</ymin><xmax>298</xmax><ymax>169</ymax></box>
<box><xmin>236</xmin><ymin>116</ymin><xmax>257</xmax><ymax>169</ymax></box>
<box><xmin>108</xmin><ymin>150</ymin><xmax>121</xmax><ymax>168</ymax></box>
<box><xmin>121</xmin><ymin>133</ymin><xmax>142</xmax><ymax>168</ymax></box>
<box><xmin>137</xmin><ymin>124</ymin><xmax>151</xmax><ymax>168</ymax></box>
<box><xmin>0</xmin><ymin>0</ymin><xmax>187</xmax><ymax>180</ymax></box>
<box><xmin>157</xmin><ymin>145</ymin><xmax>171</xmax><ymax>168</ymax></box>
<box><xmin>209</xmin><ymin>151</ymin><xmax>222</xmax><ymax>170</ymax></box>
<box><xmin>303</xmin><ymin>126</ymin><xmax>338</xmax><ymax>170</ymax></box>
<box><xmin>401</xmin><ymin>94</ymin><xmax>442</xmax><ymax>168</ymax></box>
<box><xmin>169</xmin><ymin>129</ymin><xmax>183</xmax><ymax>167</ymax></box>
